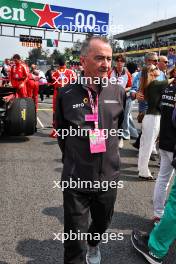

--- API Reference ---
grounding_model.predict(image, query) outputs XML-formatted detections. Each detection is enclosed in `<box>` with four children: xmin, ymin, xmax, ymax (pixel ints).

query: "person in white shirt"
<box><xmin>38</xmin><ymin>69</ymin><xmax>48</xmax><ymax>102</ymax></box>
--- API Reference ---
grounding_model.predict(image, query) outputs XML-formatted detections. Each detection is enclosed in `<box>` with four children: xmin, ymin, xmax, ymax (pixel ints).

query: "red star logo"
<box><xmin>32</xmin><ymin>4</ymin><xmax>62</xmax><ymax>28</ymax></box>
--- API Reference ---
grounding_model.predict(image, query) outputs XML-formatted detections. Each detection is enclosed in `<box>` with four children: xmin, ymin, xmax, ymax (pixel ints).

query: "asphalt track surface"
<box><xmin>0</xmin><ymin>97</ymin><xmax>175</xmax><ymax>264</ymax></box>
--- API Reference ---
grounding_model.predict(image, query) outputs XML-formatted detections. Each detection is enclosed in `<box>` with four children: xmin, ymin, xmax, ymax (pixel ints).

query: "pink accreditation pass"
<box><xmin>89</xmin><ymin>129</ymin><xmax>106</xmax><ymax>153</ymax></box>
<box><xmin>85</xmin><ymin>113</ymin><xmax>98</xmax><ymax>122</ymax></box>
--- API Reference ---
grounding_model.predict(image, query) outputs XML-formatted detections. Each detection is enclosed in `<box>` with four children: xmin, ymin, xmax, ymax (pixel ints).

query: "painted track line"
<box><xmin>37</xmin><ymin>108</ymin><xmax>52</xmax><ymax>111</ymax></box>
<box><xmin>37</xmin><ymin>117</ymin><xmax>44</xmax><ymax>128</ymax></box>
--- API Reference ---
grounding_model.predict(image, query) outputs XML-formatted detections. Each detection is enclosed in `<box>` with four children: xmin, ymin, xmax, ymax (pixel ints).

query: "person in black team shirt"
<box><xmin>152</xmin><ymin>66</ymin><xmax>176</xmax><ymax>223</ymax></box>
<box><xmin>55</xmin><ymin>36</ymin><xmax>125</xmax><ymax>264</ymax></box>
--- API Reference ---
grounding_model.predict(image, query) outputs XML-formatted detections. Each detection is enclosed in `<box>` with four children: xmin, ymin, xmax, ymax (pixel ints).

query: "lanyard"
<box><xmin>87</xmin><ymin>89</ymin><xmax>99</xmax><ymax>129</ymax></box>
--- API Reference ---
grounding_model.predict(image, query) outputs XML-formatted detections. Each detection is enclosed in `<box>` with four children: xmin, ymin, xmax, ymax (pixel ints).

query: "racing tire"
<box><xmin>6</xmin><ymin>98</ymin><xmax>36</xmax><ymax>136</ymax></box>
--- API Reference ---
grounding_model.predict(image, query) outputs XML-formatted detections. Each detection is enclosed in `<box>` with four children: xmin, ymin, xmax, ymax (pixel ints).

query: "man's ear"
<box><xmin>80</xmin><ymin>56</ymin><xmax>85</xmax><ymax>68</ymax></box>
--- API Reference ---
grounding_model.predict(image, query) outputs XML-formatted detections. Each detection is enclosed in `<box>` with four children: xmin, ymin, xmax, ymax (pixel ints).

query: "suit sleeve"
<box><xmin>118</xmin><ymin>87</ymin><xmax>126</xmax><ymax>129</ymax></box>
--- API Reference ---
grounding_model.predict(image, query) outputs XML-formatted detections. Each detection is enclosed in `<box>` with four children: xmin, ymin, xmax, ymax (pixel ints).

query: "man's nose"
<box><xmin>102</xmin><ymin>58</ymin><xmax>110</xmax><ymax>67</ymax></box>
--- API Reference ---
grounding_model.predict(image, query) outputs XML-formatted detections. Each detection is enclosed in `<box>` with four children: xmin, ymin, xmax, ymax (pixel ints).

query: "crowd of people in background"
<box><xmin>108</xmin><ymin>49</ymin><xmax>176</xmax><ymax>264</ymax></box>
<box><xmin>0</xmin><ymin>57</ymin><xmax>81</xmax><ymax>105</ymax></box>
<box><xmin>115</xmin><ymin>40</ymin><xmax>176</xmax><ymax>53</ymax></box>
<box><xmin>129</xmin><ymin>51</ymin><xmax>176</xmax><ymax>264</ymax></box>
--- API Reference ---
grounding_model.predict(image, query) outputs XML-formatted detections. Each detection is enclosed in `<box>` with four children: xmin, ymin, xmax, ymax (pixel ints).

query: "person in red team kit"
<box><xmin>10</xmin><ymin>54</ymin><xmax>28</xmax><ymax>98</ymax></box>
<box><xmin>50</xmin><ymin>56</ymin><xmax>76</xmax><ymax>137</ymax></box>
<box><xmin>26</xmin><ymin>64</ymin><xmax>39</xmax><ymax>111</ymax></box>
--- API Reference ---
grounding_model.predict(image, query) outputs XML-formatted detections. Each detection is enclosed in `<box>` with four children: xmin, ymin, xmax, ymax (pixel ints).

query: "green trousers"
<box><xmin>148</xmin><ymin>175</ymin><xmax>176</xmax><ymax>258</ymax></box>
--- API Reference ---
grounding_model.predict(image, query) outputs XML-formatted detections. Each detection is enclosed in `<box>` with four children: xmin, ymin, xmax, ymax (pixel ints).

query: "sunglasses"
<box><xmin>150</xmin><ymin>59</ymin><xmax>158</xmax><ymax>62</ymax></box>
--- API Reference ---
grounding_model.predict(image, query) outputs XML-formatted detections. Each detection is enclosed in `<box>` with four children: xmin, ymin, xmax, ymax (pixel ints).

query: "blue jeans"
<box><xmin>122</xmin><ymin>97</ymin><xmax>138</xmax><ymax>139</ymax></box>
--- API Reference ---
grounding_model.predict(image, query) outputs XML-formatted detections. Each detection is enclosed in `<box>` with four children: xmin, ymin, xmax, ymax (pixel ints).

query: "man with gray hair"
<box><xmin>131</xmin><ymin>52</ymin><xmax>159</xmax><ymax>122</ymax></box>
<box><xmin>55</xmin><ymin>36</ymin><xmax>126</xmax><ymax>264</ymax></box>
<box><xmin>131</xmin><ymin>52</ymin><xmax>159</xmax><ymax>101</ymax></box>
